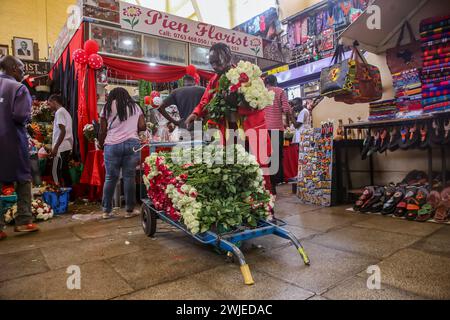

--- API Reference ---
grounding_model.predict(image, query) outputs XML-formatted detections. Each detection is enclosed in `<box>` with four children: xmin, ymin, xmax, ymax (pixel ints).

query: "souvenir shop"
<box><xmin>304</xmin><ymin>0</ymin><xmax>450</xmax><ymax>224</ymax></box>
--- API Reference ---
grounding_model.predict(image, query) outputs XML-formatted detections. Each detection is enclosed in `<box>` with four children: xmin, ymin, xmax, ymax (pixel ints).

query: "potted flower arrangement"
<box><xmin>143</xmin><ymin>144</ymin><xmax>274</xmax><ymax>235</ymax></box>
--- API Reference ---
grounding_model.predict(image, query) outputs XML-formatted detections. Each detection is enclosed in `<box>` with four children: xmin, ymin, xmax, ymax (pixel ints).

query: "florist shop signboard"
<box><xmin>119</xmin><ymin>1</ymin><xmax>264</xmax><ymax>58</ymax></box>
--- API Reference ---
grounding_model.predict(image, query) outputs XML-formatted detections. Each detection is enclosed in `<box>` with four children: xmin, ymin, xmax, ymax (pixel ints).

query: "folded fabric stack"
<box><xmin>368</xmin><ymin>99</ymin><xmax>397</xmax><ymax>121</ymax></box>
<box><xmin>392</xmin><ymin>69</ymin><xmax>423</xmax><ymax>118</ymax></box>
<box><xmin>420</xmin><ymin>15</ymin><xmax>450</xmax><ymax>113</ymax></box>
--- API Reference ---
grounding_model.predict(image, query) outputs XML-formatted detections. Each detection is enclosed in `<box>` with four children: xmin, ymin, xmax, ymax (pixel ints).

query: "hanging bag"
<box><xmin>334</xmin><ymin>45</ymin><xmax>383</xmax><ymax>104</ymax></box>
<box><xmin>386</xmin><ymin>21</ymin><xmax>422</xmax><ymax>74</ymax></box>
<box><xmin>320</xmin><ymin>44</ymin><xmax>352</xmax><ymax>97</ymax></box>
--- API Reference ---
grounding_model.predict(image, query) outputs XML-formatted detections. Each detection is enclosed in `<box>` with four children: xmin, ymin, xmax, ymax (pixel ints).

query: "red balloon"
<box><xmin>73</xmin><ymin>49</ymin><xmax>88</xmax><ymax>65</ymax></box>
<box><xmin>88</xmin><ymin>54</ymin><xmax>103</xmax><ymax>70</ymax></box>
<box><xmin>186</xmin><ymin>64</ymin><xmax>197</xmax><ymax>76</ymax></box>
<box><xmin>84</xmin><ymin>40</ymin><xmax>99</xmax><ymax>55</ymax></box>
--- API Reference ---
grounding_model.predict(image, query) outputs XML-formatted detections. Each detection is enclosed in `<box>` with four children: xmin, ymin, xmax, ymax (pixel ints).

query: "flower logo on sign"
<box><xmin>122</xmin><ymin>6</ymin><xmax>142</xmax><ymax>30</ymax></box>
<box><xmin>250</xmin><ymin>38</ymin><xmax>262</xmax><ymax>56</ymax></box>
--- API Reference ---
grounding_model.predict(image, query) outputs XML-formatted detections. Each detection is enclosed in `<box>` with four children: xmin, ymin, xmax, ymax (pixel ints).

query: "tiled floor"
<box><xmin>0</xmin><ymin>186</ymin><xmax>449</xmax><ymax>300</ymax></box>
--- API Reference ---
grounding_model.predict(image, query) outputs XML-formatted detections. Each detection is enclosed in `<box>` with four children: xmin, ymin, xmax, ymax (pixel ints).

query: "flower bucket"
<box><xmin>42</xmin><ymin>188</ymin><xmax>72</xmax><ymax>215</ymax></box>
<box><xmin>0</xmin><ymin>194</ymin><xmax>18</xmax><ymax>215</ymax></box>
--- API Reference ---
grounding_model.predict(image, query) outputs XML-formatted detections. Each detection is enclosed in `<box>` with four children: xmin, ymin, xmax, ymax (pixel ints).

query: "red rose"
<box><xmin>239</xmin><ymin>73</ymin><xmax>249</xmax><ymax>83</ymax></box>
<box><xmin>230</xmin><ymin>84</ymin><xmax>240</xmax><ymax>93</ymax></box>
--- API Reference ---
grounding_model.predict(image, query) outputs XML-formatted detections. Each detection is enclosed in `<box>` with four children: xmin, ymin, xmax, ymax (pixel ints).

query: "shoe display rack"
<box><xmin>341</xmin><ymin>111</ymin><xmax>450</xmax><ymax>202</ymax></box>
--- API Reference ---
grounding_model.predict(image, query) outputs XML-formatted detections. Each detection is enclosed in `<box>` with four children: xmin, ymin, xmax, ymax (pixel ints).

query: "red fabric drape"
<box><xmin>49</xmin><ymin>24</ymin><xmax>85</xmax><ymax>79</ymax></box>
<box><xmin>283</xmin><ymin>144</ymin><xmax>299</xmax><ymax>182</ymax></box>
<box><xmin>101</xmin><ymin>56</ymin><xmax>215</xmax><ymax>83</ymax></box>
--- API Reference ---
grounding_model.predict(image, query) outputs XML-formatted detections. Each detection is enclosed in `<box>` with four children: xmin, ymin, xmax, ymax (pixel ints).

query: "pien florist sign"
<box><xmin>119</xmin><ymin>1</ymin><xmax>263</xmax><ymax>57</ymax></box>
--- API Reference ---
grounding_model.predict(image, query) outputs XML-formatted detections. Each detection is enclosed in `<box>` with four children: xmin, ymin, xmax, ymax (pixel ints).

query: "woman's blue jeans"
<box><xmin>102</xmin><ymin>139</ymin><xmax>140</xmax><ymax>214</ymax></box>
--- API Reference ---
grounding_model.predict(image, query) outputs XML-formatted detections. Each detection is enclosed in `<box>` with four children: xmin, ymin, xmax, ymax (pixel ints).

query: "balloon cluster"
<box><xmin>73</xmin><ymin>40</ymin><xmax>104</xmax><ymax>70</ymax></box>
<box><xmin>144</xmin><ymin>91</ymin><xmax>162</xmax><ymax>109</ymax></box>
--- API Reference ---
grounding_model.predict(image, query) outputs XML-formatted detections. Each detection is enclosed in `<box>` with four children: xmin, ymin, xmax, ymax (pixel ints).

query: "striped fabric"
<box><xmin>264</xmin><ymin>86</ymin><xmax>292</xmax><ymax>131</ymax></box>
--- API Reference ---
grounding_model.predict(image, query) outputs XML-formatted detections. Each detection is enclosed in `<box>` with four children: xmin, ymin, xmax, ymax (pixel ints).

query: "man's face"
<box><xmin>47</xmin><ymin>99</ymin><xmax>58</xmax><ymax>111</ymax></box>
<box><xmin>21</xmin><ymin>42</ymin><xmax>28</xmax><ymax>51</ymax></box>
<box><xmin>12</xmin><ymin>61</ymin><xmax>25</xmax><ymax>82</ymax></box>
<box><xmin>209</xmin><ymin>50</ymin><xmax>230</xmax><ymax>75</ymax></box>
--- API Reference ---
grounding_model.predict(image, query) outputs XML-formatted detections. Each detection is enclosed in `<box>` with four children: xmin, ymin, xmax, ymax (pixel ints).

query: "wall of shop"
<box><xmin>0</xmin><ymin>0</ymin><xmax>75</xmax><ymax>60</ymax></box>
<box><xmin>313</xmin><ymin>52</ymin><xmax>448</xmax><ymax>186</ymax></box>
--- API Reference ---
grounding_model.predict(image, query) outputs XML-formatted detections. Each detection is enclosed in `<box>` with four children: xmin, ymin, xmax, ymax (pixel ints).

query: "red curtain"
<box><xmin>101</xmin><ymin>56</ymin><xmax>215</xmax><ymax>83</ymax></box>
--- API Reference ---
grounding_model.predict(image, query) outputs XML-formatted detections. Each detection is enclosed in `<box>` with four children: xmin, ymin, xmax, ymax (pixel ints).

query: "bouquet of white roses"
<box><xmin>205</xmin><ymin>61</ymin><xmax>275</xmax><ymax>122</ymax></box>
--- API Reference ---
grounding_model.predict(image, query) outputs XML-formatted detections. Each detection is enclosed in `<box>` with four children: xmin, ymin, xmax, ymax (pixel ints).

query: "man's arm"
<box><xmin>51</xmin><ymin>124</ymin><xmax>66</xmax><ymax>157</ymax></box>
<box><xmin>280</xmin><ymin>89</ymin><xmax>294</xmax><ymax>127</ymax></box>
<box><xmin>186</xmin><ymin>79</ymin><xmax>215</xmax><ymax>127</ymax></box>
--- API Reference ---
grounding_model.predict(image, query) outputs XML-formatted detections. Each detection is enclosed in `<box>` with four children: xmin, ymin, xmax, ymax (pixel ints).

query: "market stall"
<box><xmin>314</xmin><ymin>0</ymin><xmax>450</xmax><ymax>223</ymax></box>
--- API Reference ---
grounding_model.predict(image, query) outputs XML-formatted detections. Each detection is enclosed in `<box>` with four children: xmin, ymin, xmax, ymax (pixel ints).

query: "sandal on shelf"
<box><xmin>406</xmin><ymin>125</ymin><xmax>420</xmax><ymax>149</ymax></box>
<box><xmin>388</xmin><ymin>127</ymin><xmax>401</xmax><ymax>152</ymax></box>
<box><xmin>378</xmin><ymin>129</ymin><xmax>390</xmax><ymax>154</ymax></box>
<box><xmin>434</xmin><ymin>188</ymin><xmax>450</xmax><ymax>223</ymax></box>
<box><xmin>406</xmin><ymin>187</ymin><xmax>429</xmax><ymax>221</ymax></box>
<box><xmin>394</xmin><ymin>188</ymin><xmax>416</xmax><ymax>217</ymax></box>
<box><xmin>360</xmin><ymin>187</ymin><xmax>385</xmax><ymax>213</ymax></box>
<box><xmin>361</xmin><ymin>131</ymin><xmax>374</xmax><ymax>160</ymax></box>
<box><xmin>416</xmin><ymin>204</ymin><xmax>434</xmax><ymax>222</ymax></box>
<box><xmin>367</xmin><ymin>131</ymin><xmax>381</xmax><ymax>157</ymax></box>
<box><xmin>444</xmin><ymin>120</ymin><xmax>450</xmax><ymax>145</ymax></box>
<box><xmin>353</xmin><ymin>186</ymin><xmax>375</xmax><ymax>212</ymax></box>
<box><xmin>419</xmin><ymin>125</ymin><xmax>431</xmax><ymax>149</ymax></box>
<box><xmin>381</xmin><ymin>187</ymin><xmax>405</xmax><ymax>215</ymax></box>
<box><xmin>430</xmin><ymin>119</ymin><xmax>444</xmax><ymax>145</ymax></box>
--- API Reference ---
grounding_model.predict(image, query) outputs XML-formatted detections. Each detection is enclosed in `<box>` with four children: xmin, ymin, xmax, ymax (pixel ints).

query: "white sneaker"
<box><xmin>102</xmin><ymin>212</ymin><xmax>116</xmax><ymax>220</ymax></box>
<box><xmin>124</xmin><ymin>209</ymin><xmax>140</xmax><ymax>219</ymax></box>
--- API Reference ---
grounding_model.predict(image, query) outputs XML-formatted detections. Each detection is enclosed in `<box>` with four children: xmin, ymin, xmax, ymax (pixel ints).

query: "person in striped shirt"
<box><xmin>264</xmin><ymin>75</ymin><xmax>295</xmax><ymax>195</ymax></box>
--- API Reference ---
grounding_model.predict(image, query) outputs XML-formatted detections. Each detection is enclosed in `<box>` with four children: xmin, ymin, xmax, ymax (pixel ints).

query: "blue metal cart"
<box><xmin>139</xmin><ymin>142</ymin><xmax>310</xmax><ymax>285</ymax></box>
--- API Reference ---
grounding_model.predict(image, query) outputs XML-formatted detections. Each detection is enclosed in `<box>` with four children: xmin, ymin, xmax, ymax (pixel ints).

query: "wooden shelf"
<box><xmin>344</xmin><ymin>111</ymin><xmax>450</xmax><ymax>130</ymax></box>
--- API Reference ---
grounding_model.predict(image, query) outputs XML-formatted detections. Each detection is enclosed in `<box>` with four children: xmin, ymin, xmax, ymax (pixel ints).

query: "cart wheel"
<box><xmin>141</xmin><ymin>204</ymin><xmax>157</xmax><ymax>237</ymax></box>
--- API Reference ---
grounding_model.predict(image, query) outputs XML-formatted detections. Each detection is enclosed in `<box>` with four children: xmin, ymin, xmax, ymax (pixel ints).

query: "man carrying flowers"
<box><xmin>185</xmin><ymin>43</ymin><xmax>274</xmax><ymax>170</ymax></box>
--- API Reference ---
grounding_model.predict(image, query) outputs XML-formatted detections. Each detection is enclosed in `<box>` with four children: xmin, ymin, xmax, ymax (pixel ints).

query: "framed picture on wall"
<box><xmin>12</xmin><ymin>37</ymin><xmax>34</xmax><ymax>61</ymax></box>
<box><xmin>0</xmin><ymin>44</ymin><xmax>8</xmax><ymax>58</ymax></box>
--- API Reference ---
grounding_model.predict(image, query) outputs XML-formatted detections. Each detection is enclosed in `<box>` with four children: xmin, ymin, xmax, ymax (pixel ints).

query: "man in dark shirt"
<box><xmin>158</xmin><ymin>75</ymin><xmax>205</xmax><ymax>129</ymax></box>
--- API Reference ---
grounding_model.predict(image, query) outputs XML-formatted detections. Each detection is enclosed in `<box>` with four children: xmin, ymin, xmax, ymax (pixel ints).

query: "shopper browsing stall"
<box><xmin>48</xmin><ymin>94</ymin><xmax>73</xmax><ymax>187</ymax></box>
<box><xmin>293</xmin><ymin>98</ymin><xmax>311</xmax><ymax>144</ymax></box>
<box><xmin>158</xmin><ymin>75</ymin><xmax>206</xmax><ymax>129</ymax></box>
<box><xmin>0</xmin><ymin>56</ymin><xmax>39</xmax><ymax>239</ymax></box>
<box><xmin>98</xmin><ymin>88</ymin><xmax>147</xmax><ymax>219</ymax></box>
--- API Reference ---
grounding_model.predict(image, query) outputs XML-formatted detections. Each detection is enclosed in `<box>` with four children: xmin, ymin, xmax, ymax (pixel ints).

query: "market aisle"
<box><xmin>0</xmin><ymin>186</ymin><xmax>449</xmax><ymax>300</ymax></box>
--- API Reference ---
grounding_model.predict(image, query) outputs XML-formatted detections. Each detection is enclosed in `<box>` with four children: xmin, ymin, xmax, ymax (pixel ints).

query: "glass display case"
<box><xmin>143</xmin><ymin>36</ymin><xmax>187</xmax><ymax>65</ymax></box>
<box><xmin>91</xmin><ymin>24</ymin><xmax>142</xmax><ymax>58</ymax></box>
<box><xmin>189</xmin><ymin>45</ymin><xmax>211</xmax><ymax>70</ymax></box>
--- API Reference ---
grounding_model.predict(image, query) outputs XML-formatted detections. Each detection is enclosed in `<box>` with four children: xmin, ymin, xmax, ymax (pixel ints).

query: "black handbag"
<box><xmin>320</xmin><ymin>44</ymin><xmax>351</xmax><ymax>97</ymax></box>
